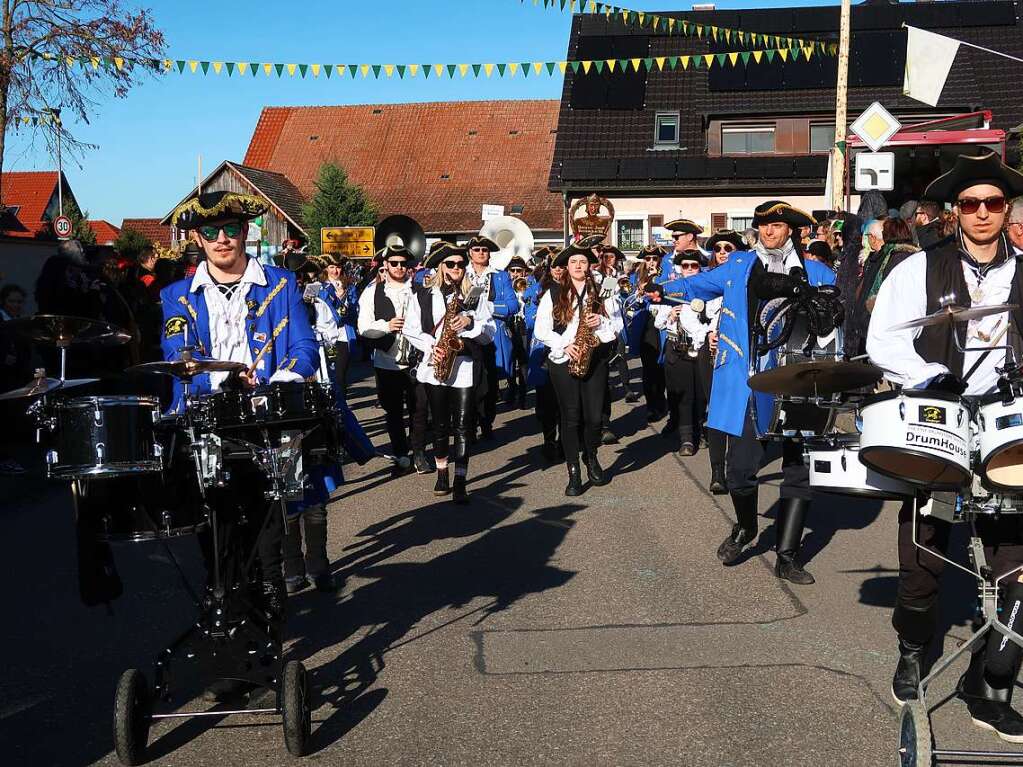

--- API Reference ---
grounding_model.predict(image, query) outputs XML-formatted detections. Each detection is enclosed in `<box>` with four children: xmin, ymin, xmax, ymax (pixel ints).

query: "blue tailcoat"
<box><xmin>319</xmin><ymin>282</ymin><xmax>358</xmax><ymax>345</ymax></box>
<box><xmin>626</xmin><ymin>272</ymin><xmax>669</xmax><ymax>363</ymax></box>
<box><xmin>486</xmin><ymin>270</ymin><xmax>521</xmax><ymax>379</ymax></box>
<box><xmin>676</xmin><ymin>251</ymin><xmax>835</xmax><ymax>437</ymax></box>
<box><xmin>522</xmin><ymin>280</ymin><xmax>548</xmax><ymax>388</ymax></box>
<box><xmin>160</xmin><ymin>264</ymin><xmax>319</xmax><ymax>414</ymax></box>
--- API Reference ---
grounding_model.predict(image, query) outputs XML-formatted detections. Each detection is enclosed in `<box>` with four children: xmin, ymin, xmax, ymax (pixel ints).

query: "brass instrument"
<box><xmin>667</xmin><ymin>298</ymin><xmax>706</xmax><ymax>359</ymax></box>
<box><xmin>512</xmin><ymin>276</ymin><xmax>529</xmax><ymax>293</ymax></box>
<box><xmin>569</xmin><ymin>290</ymin><xmax>601</xmax><ymax>379</ymax></box>
<box><xmin>433</xmin><ymin>292</ymin><xmax>465</xmax><ymax>381</ymax></box>
<box><xmin>394</xmin><ymin>293</ymin><xmax>414</xmax><ymax>368</ymax></box>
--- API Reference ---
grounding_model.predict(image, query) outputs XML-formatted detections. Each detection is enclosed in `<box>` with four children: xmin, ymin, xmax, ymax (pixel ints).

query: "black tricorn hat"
<box><xmin>598</xmin><ymin>244</ymin><xmax>625</xmax><ymax>260</ymax></box>
<box><xmin>465</xmin><ymin>235</ymin><xmax>500</xmax><ymax>252</ymax></box>
<box><xmin>172</xmin><ymin>192</ymin><xmax>268</xmax><ymax>231</ymax></box>
<box><xmin>423</xmin><ymin>241</ymin><xmax>467</xmax><ymax>270</ymax></box>
<box><xmin>376</xmin><ymin>243</ymin><xmax>421</xmax><ymax>269</ymax></box>
<box><xmin>551</xmin><ymin>234</ymin><xmax>603</xmax><ymax>268</ymax></box>
<box><xmin>638</xmin><ymin>244</ymin><xmax>667</xmax><ymax>257</ymax></box>
<box><xmin>673</xmin><ymin>248</ymin><xmax>705</xmax><ymax>266</ymax></box>
<box><xmin>664</xmin><ymin>218</ymin><xmax>704</xmax><ymax>235</ymax></box>
<box><xmin>705</xmin><ymin>230</ymin><xmax>746</xmax><ymax>252</ymax></box>
<box><xmin>752</xmin><ymin>200</ymin><xmax>816</xmax><ymax>229</ymax></box>
<box><xmin>923</xmin><ymin>151</ymin><xmax>1023</xmax><ymax>203</ymax></box>
<box><xmin>505</xmin><ymin>256</ymin><xmax>529</xmax><ymax>271</ymax></box>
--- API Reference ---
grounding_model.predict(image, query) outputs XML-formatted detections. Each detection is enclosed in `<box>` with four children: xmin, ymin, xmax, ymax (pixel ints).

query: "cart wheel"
<box><xmin>113</xmin><ymin>669</ymin><xmax>151</xmax><ymax>766</ymax></box>
<box><xmin>282</xmin><ymin>660</ymin><xmax>311</xmax><ymax>757</ymax></box>
<box><xmin>898</xmin><ymin>701</ymin><xmax>933</xmax><ymax>767</ymax></box>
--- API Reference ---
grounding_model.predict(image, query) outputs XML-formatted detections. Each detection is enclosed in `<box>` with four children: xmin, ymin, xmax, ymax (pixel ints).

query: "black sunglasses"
<box><xmin>956</xmin><ymin>196</ymin><xmax>1007</xmax><ymax>215</ymax></box>
<box><xmin>643</xmin><ymin>255</ymin><xmax>661</xmax><ymax>261</ymax></box>
<box><xmin>442</xmin><ymin>260</ymin><xmax>466</xmax><ymax>269</ymax></box>
<box><xmin>712</xmin><ymin>244</ymin><xmax>736</xmax><ymax>253</ymax></box>
<box><xmin>386</xmin><ymin>260</ymin><xmax>409</xmax><ymax>268</ymax></box>
<box><xmin>197</xmin><ymin>222</ymin><xmax>243</xmax><ymax>241</ymax></box>
<box><xmin>679</xmin><ymin>261</ymin><xmax>701</xmax><ymax>270</ymax></box>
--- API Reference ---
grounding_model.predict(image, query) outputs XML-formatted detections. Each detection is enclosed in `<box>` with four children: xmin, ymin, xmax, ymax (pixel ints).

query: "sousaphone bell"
<box><xmin>480</xmin><ymin>215</ymin><xmax>534</xmax><ymax>271</ymax></box>
<box><xmin>374</xmin><ymin>215</ymin><xmax>427</xmax><ymax>262</ymax></box>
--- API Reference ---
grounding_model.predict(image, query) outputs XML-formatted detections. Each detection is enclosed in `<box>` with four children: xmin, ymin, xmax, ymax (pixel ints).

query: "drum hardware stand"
<box><xmin>899</xmin><ymin>498</ymin><xmax>1023</xmax><ymax>765</ymax></box>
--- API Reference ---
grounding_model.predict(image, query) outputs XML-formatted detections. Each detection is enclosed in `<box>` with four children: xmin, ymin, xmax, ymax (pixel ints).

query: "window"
<box><xmin>711</xmin><ymin>213</ymin><xmax>728</xmax><ymax>233</ymax></box>
<box><xmin>648</xmin><ymin>215</ymin><xmax>664</xmax><ymax>231</ymax></box>
<box><xmin>616</xmin><ymin>219</ymin><xmax>645</xmax><ymax>252</ymax></box>
<box><xmin>655</xmin><ymin>112</ymin><xmax>679</xmax><ymax>145</ymax></box>
<box><xmin>810</xmin><ymin>123</ymin><xmax>835</xmax><ymax>154</ymax></box>
<box><xmin>722</xmin><ymin>125</ymin><xmax>775</xmax><ymax>154</ymax></box>
<box><xmin>728</xmin><ymin>213</ymin><xmax>753</xmax><ymax>232</ymax></box>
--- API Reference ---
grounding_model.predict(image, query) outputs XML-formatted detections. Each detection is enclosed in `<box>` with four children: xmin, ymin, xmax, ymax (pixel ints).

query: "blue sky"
<box><xmin>4</xmin><ymin>0</ymin><xmax>836</xmax><ymax>225</ymax></box>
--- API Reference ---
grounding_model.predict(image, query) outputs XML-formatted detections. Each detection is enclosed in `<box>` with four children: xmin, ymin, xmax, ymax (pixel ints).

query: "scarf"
<box><xmin>754</xmin><ymin>238</ymin><xmax>797</xmax><ymax>274</ymax></box>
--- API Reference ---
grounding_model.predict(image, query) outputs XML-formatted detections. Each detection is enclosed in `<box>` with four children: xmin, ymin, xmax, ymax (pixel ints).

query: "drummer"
<box><xmin>671</xmin><ymin>200</ymin><xmax>834</xmax><ymax>585</ymax></box>
<box><xmin>866</xmin><ymin>152</ymin><xmax>1023</xmax><ymax>740</ymax></box>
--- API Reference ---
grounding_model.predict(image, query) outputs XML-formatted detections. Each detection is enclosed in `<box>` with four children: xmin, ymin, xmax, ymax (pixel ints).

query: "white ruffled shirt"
<box><xmin>534</xmin><ymin>285</ymin><xmax>622</xmax><ymax>365</ymax></box>
<box><xmin>402</xmin><ymin>286</ymin><xmax>495</xmax><ymax>388</ymax></box>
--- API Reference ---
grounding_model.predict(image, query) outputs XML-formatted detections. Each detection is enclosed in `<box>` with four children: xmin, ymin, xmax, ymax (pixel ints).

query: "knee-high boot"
<box><xmin>774</xmin><ymin>498</ymin><xmax>814</xmax><ymax>585</ymax></box>
<box><xmin>717</xmin><ymin>493</ymin><xmax>757</xmax><ymax>565</ymax></box>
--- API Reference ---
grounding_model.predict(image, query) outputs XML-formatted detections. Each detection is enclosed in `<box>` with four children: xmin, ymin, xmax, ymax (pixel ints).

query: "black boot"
<box><xmin>565</xmin><ymin>460</ymin><xmax>583</xmax><ymax>497</ymax></box>
<box><xmin>892</xmin><ymin>639</ymin><xmax>928</xmax><ymax>705</ymax></box>
<box><xmin>433</xmin><ymin>468</ymin><xmax>451</xmax><ymax>496</ymax></box>
<box><xmin>452</xmin><ymin>475</ymin><xmax>468</xmax><ymax>505</ymax></box>
<box><xmin>958</xmin><ymin>638</ymin><xmax>1023</xmax><ymax>742</ymax></box>
<box><xmin>413</xmin><ymin>449</ymin><xmax>435</xmax><ymax>474</ymax></box>
<box><xmin>584</xmin><ymin>452</ymin><xmax>609</xmax><ymax>486</ymax></box>
<box><xmin>717</xmin><ymin>493</ymin><xmax>757</xmax><ymax>565</ymax></box>
<box><xmin>709</xmin><ymin>464</ymin><xmax>727</xmax><ymax>495</ymax></box>
<box><xmin>774</xmin><ymin>498</ymin><xmax>814</xmax><ymax>585</ymax></box>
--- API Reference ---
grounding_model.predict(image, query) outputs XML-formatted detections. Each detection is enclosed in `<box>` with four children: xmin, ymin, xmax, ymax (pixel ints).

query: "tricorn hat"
<box><xmin>638</xmin><ymin>244</ymin><xmax>667</xmax><ymax>258</ymax></box>
<box><xmin>423</xmin><ymin>241</ymin><xmax>467</xmax><ymax>270</ymax></box>
<box><xmin>172</xmin><ymin>192</ymin><xmax>268</xmax><ymax>231</ymax></box>
<box><xmin>673</xmin><ymin>248</ymin><xmax>706</xmax><ymax>266</ymax></box>
<box><xmin>551</xmin><ymin>234</ymin><xmax>603</xmax><ymax>268</ymax></box>
<box><xmin>705</xmin><ymin>230</ymin><xmax>746</xmax><ymax>252</ymax></box>
<box><xmin>923</xmin><ymin>151</ymin><xmax>1023</xmax><ymax>203</ymax></box>
<box><xmin>752</xmin><ymin>200</ymin><xmax>816</xmax><ymax>229</ymax></box>
<box><xmin>377</xmin><ymin>243</ymin><xmax>421</xmax><ymax>268</ymax></box>
<box><xmin>664</xmin><ymin>218</ymin><xmax>704</xmax><ymax>236</ymax></box>
<box><xmin>505</xmin><ymin>256</ymin><xmax>529</xmax><ymax>271</ymax></box>
<box><xmin>598</xmin><ymin>244</ymin><xmax>625</xmax><ymax>261</ymax></box>
<box><xmin>465</xmin><ymin>235</ymin><xmax>500</xmax><ymax>252</ymax></box>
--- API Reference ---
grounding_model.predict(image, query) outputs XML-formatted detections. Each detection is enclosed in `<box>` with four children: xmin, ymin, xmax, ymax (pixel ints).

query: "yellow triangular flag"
<box><xmin>803</xmin><ymin>46</ymin><xmax>813</xmax><ymax>60</ymax></box>
<box><xmin>778</xmin><ymin>48</ymin><xmax>789</xmax><ymax>61</ymax></box>
<box><xmin>728</xmin><ymin>52</ymin><xmax>739</xmax><ymax>66</ymax></box>
<box><xmin>361</xmin><ymin>64</ymin><xmax>370</xmax><ymax>77</ymax></box>
<box><xmin>570</xmin><ymin>0</ymin><xmax>577</xmax><ymax>10</ymax></box>
<box><xmin>484</xmin><ymin>63</ymin><xmax>494</xmax><ymax>78</ymax></box>
<box><xmin>457</xmin><ymin>63</ymin><xmax>468</xmax><ymax>77</ymax></box>
<box><xmin>189</xmin><ymin>60</ymin><xmax>199</xmax><ymax>73</ymax></box>
<box><xmin>509</xmin><ymin>62</ymin><xmax>519</xmax><ymax>76</ymax></box>
<box><xmin>638</xmin><ymin>12</ymin><xmax>644</xmax><ymax>25</ymax></box>
<box><xmin>631</xmin><ymin>58</ymin><xmax>642</xmax><ymax>72</ymax></box>
<box><xmin>212</xmin><ymin>61</ymin><xmax>223</xmax><ymax>75</ymax></box>
<box><xmin>558</xmin><ymin>61</ymin><xmax>568</xmax><ymax>74</ymax></box>
<box><xmin>90</xmin><ymin>56</ymin><xmax>100</xmax><ymax>70</ymax></box>
<box><xmin>533</xmin><ymin>61</ymin><xmax>543</xmax><ymax>75</ymax></box>
<box><xmin>752</xmin><ymin>50</ymin><xmax>763</xmax><ymax>63</ymax></box>
<box><xmin>384</xmin><ymin>64</ymin><xmax>394</xmax><ymax>77</ymax></box>
<box><xmin>703</xmin><ymin>54</ymin><xmax>714</xmax><ymax>67</ymax></box>
<box><xmin>409</xmin><ymin>64</ymin><xmax>419</xmax><ymax>77</ymax></box>
<box><xmin>680</xmin><ymin>56</ymin><xmax>690</xmax><ymax>70</ymax></box>
<box><xmin>337</xmin><ymin>65</ymin><xmax>346</xmax><ymax>77</ymax></box>
<box><xmin>668</xmin><ymin>18</ymin><xmax>676</xmax><ymax>32</ymax></box>
<box><xmin>163</xmin><ymin>59</ymin><xmax>172</xmax><ymax>71</ymax></box>
<box><xmin>64</xmin><ymin>56</ymin><xmax>75</xmax><ymax>68</ymax></box>
<box><xmin>263</xmin><ymin>63</ymin><xmax>273</xmax><ymax>76</ymax></box>
<box><xmin>238</xmin><ymin>62</ymin><xmax>249</xmax><ymax>75</ymax></box>
<box><xmin>581</xmin><ymin>60</ymin><xmax>592</xmax><ymax>74</ymax></box>
<box><xmin>286</xmin><ymin>63</ymin><xmax>297</xmax><ymax>76</ymax></box>
<box><xmin>655</xmin><ymin>56</ymin><xmax>666</xmax><ymax>70</ymax></box>
<box><xmin>311</xmin><ymin>63</ymin><xmax>321</xmax><ymax>77</ymax></box>
<box><xmin>433</xmin><ymin>63</ymin><xmax>444</xmax><ymax>77</ymax></box>
<box><xmin>114</xmin><ymin>56</ymin><xmax>124</xmax><ymax>70</ymax></box>
<box><xmin>621</xmin><ymin>10</ymin><xmax>629</xmax><ymax>23</ymax></box>
<box><xmin>588</xmin><ymin>0</ymin><xmax>596</xmax><ymax>11</ymax></box>
<box><xmin>606</xmin><ymin>59</ymin><xmax>616</xmax><ymax>72</ymax></box>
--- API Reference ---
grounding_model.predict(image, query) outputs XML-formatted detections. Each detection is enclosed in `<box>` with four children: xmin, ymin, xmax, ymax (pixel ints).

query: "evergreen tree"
<box><xmin>114</xmin><ymin>227</ymin><xmax>152</xmax><ymax>262</ymax></box>
<box><xmin>64</xmin><ymin>196</ymin><xmax>96</xmax><ymax>246</ymax></box>
<box><xmin>301</xmin><ymin>162</ymin><xmax>377</xmax><ymax>255</ymax></box>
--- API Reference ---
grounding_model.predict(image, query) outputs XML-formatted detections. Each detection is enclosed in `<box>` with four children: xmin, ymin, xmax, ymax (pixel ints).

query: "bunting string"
<box><xmin>520</xmin><ymin>0</ymin><xmax>836</xmax><ymax>55</ymax></box>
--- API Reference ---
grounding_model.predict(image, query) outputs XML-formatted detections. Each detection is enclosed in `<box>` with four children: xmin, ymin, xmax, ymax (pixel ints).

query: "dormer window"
<box><xmin>655</xmin><ymin>112</ymin><xmax>680</xmax><ymax>146</ymax></box>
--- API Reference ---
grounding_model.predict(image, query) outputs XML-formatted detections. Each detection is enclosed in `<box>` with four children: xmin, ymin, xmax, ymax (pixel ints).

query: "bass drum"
<box><xmin>859</xmin><ymin>389</ymin><xmax>971</xmax><ymax>489</ymax></box>
<box><xmin>807</xmin><ymin>434</ymin><xmax>916</xmax><ymax>500</ymax></box>
<box><xmin>977</xmin><ymin>395</ymin><xmax>1023</xmax><ymax>490</ymax></box>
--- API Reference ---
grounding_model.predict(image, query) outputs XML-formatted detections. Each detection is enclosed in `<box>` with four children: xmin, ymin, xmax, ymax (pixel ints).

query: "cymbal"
<box><xmin>4</xmin><ymin>314</ymin><xmax>132</xmax><ymax>346</ymax></box>
<box><xmin>748</xmin><ymin>360</ymin><xmax>883</xmax><ymax>397</ymax></box>
<box><xmin>0</xmin><ymin>376</ymin><xmax>98</xmax><ymax>401</ymax></box>
<box><xmin>889</xmin><ymin>304</ymin><xmax>1017</xmax><ymax>332</ymax></box>
<box><xmin>129</xmin><ymin>359</ymin><xmax>247</xmax><ymax>379</ymax></box>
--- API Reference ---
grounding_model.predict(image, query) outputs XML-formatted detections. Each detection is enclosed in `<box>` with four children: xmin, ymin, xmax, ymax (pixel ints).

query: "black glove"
<box><xmin>925</xmin><ymin>373</ymin><xmax>966</xmax><ymax>396</ymax></box>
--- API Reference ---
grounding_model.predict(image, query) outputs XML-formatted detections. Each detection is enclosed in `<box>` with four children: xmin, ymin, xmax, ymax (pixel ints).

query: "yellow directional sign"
<box><xmin>321</xmin><ymin>226</ymin><xmax>376</xmax><ymax>258</ymax></box>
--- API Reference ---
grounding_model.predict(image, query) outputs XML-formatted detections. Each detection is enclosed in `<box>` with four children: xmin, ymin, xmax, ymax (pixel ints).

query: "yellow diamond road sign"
<box><xmin>850</xmin><ymin>101</ymin><xmax>901</xmax><ymax>154</ymax></box>
<box><xmin>321</xmin><ymin>226</ymin><xmax>375</xmax><ymax>258</ymax></box>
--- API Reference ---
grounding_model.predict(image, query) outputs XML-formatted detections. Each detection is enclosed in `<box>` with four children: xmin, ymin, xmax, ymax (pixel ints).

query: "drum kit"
<box><xmin>2</xmin><ymin>314</ymin><xmax>335</xmax><ymax>764</ymax></box>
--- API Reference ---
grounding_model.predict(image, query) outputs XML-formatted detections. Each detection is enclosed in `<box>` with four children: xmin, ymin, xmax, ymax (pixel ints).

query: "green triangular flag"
<box><xmin>472</xmin><ymin>63</ymin><xmax>482</xmax><ymax>77</ymax></box>
<box><xmin>298</xmin><ymin>64</ymin><xmax>308</xmax><ymax>78</ymax></box>
<box><xmin>349</xmin><ymin>64</ymin><xmax>358</xmax><ymax>78</ymax></box>
<box><xmin>593</xmin><ymin>60</ymin><xmax>605</xmax><ymax>73</ymax></box>
<box><xmin>200</xmin><ymin>61</ymin><xmax>210</xmax><ymax>75</ymax></box>
<box><xmin>371</xmin><ymin>64</ymin><xmax>381</xmax><ymax>78</ymax></box>
<box><xmin>324</xmin><ymin>63</ymin><xmax>333</xmax><ymax>78</ymax></box>
<box><xmin>497</xmin><ymin>63</ymin><xmax>507</xmax><ymax>76</ymax></box>
<box><xmin>446</xmin><ymin>64</ymin><xmax>457</xmax><ymax>78</ymax></box>
<box><xmin>569</xmin><ymin>61</ymin><xmax>581</xmax><ymax>73</ymax></box>
<box><xmin>423</xmin><ymin>64</ymin><xmax>432</xmax><ymax>79</ymax></box>
<box><xmin>765</xmin><ymin>49</ymin><xmax>776</xmax><ymax>63</ymax></box>
<box><xmin>714</xmin><ymin>53</ymin><xmax>725</xmax><ymax>67</ymax></box>
<box><xmin>521</xmin><ymin>62</ymin><xmax>530</xmax><ymax>77</ymax></box>
<box><xmin>175</xmin><ymin>60</ymin><xmax>186</xmax><ymax>73</ymax></box>
<box><xmin>643</xmin><ymin>57</ymin><xmax>653</xmax><ymax>71</ymax></box>
<box><xmin>225</xmin><ymin>61</ymin><xmax>235</xmax><ymax>76</ymax></box>
<box><xmin>249</xmin><ymin>62</ymin><xmax>259</xmax><ymax>76</ymax></box>
<box><xmin>691</xmin><ymin>55</ymin><xmax>702</xmax><ymax>69</ymax></box>
<box><xmin>618</xmin><ymin>58</ymin><xmax>629</xmax><ymax>71</ymax></box>
<box><xmin>740</xmin><ymin>51</ymin><xmax>750</xmax><ymax>65</ymax></box>
<box><xmin>397</xmin><ymin>64</ymin><xmax>406</xmax><ymax>79</ymax></box>
<box><xmin>274</xmin><ymin>63</ymin><xmax>285</xmax><ymax>77</ymax></box>
<box><xmin>667</xmin><ymin>56</ymin><xmax>678</xmax><ymax>70</ymax></box>
<box><xmin>546</xmin><ymin>62</ymin><xmax>556</xmax><ymax>75</ymax></box>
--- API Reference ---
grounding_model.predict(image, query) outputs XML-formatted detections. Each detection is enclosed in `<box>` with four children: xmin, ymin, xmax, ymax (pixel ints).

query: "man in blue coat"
<box><xmin>673</xmin><ymin>201</ymin><xmax>835</xmax><ymax>585</ymax></box>
<box><xmin>466</xmin><ymin>234</ymin><xmax>520</xmax><ymax>439</ymax></box>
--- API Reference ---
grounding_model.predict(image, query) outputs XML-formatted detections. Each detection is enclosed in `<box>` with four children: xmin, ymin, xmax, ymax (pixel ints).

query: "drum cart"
<box><xmin>899</xmin><ymin>496</ymin><xmax>1023</xmax><ymax>766</ymax></box>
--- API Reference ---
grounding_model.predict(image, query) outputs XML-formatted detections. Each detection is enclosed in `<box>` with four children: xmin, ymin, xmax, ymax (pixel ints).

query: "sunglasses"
<box><xmin>197</xmin><ymin>222</ymin><xmax>243</xmax><ymax>241</ymax></box>
<box><xmin>509</xmin><ymin>267</ymin><xmax>525</xmax><ymax>273</ymax></box>
<box><xmin>956</xmin><ymin>196</ymin><xmax>1006</xmax><ymax>215</ymax></box>
<box><xmin>643</xmin><ymin>255</ymin><xmax>661</xmax><ymax>261</ymax></box>
<box><xmin>671</xmin><ymin>233</ymin><xmax>688</xmax><ymax>240</ymax></box>
<box><xmin>442</xmin><ymin>260</ymin><xmax>466</xmax><ymax>269</ymax></box>
<box><xmin>679</xmin><ymin>262</ymin><xmax>701</xmax><ymax>270</ymax></box>
<box><xmin>386</xmin><ymin>260</ymin><xmax>409</xmax><ymax>268</ymax></box>
<box><xmin>469</xmin><ymin>247</ymin><xmax>489</xmax><ymax>253</ymax></box>
<box><xmin>712</xmin><ymin>244</ymin><xmax>736</xmax><ymax>253</ymax></box>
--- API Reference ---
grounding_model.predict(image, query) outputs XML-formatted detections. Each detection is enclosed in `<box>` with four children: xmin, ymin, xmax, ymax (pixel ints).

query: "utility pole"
<box><xmin>830</xmin><ymin>0</ymin><xmax>852</xmax><ymax>211</ymax></box>
<box><xmin>51</xmin><ymin>108</ymin><xmax>63</xmax><ymax>216</ymax></box>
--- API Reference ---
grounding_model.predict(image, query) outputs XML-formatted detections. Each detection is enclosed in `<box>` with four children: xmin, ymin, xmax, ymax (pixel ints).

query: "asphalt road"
<box><xmin>0</xmin><ymin>360</ymin><xmax>1010</xmax><ymax>766</ymax></box>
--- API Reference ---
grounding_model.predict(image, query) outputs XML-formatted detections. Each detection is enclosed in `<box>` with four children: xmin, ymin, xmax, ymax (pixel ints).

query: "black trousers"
<box><xmin>375</xmin><ymin>367</ymin><xmax>426</xmax><ymax>456</ymax></box>
<box><xmin>665</xmin><ymin>349</ymin><xmax>703</xmax><ymax>440</ymax></box>
<box><xmin>509</xmin><ymin>325</ymin><xmax>528</xmax><ymax>398</ymax></box>
<box><xmin>477</xmin><ymin>344</ymin><xmax>499</xmax><ymax>430</ymax></box>
<box><xmin>726</xmin><ymin>405</ymin><xmax>810</xmax><ymax>501</ymax></box>
<box><xmin>535</xmin><ymin>378</ymin><xmax>561</xmax><ymax>444</ymax></box>
<box><xmin>426</xmin><ymin>384</ymin><xmax>475</xmax><ymax>468</ymax></box>
<box><xmin>332</xmin><ymin>342</ymin><xmax>351</xmax><ymax>401</ymax></box>
<box><xmin>698</xmin><ymin>345</ymin><xmax>726</xmax><ymax>468</ymax></box>
<box><xmin>548</xmin><ymin>345</ymin><xmax>610</xmax><ymax>461</ymax></box>
<box><xmin>611</xmin><ymin>336</ymin><xmax>632</xmax><ymax>395</ymax></box>
<box><xmin>894</xmin><ymin>500</ymin><xmax>1023</xmax><ymax>644</ymax></box>
<box><xmin>639</xmin><ymin>341</ymin><xmax>666</xmax><ymax>415</ymax></box>
<box><xmin>283</xmin><ymin>504</ymin><xmax>328</xmax><ymax>582</ymax></box>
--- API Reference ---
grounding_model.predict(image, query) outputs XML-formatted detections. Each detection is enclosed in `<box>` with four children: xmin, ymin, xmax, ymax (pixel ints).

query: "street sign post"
<box><xmin>854</xmin><ymin>152</ymin><xmax>896</xmax><ymax>192</ymax></box>
<box><xmin>321</xmin><ymin>226</ymin><xmax>376</xmax><ymax>258</ymax></box>
<box><xmin>850</xmin><ymin>102</ymin><xmax>902</xmax><ymax>153</ymax></box>
<box><xmin>53</xmin><ymin>215</ymin><xmax>72</xmax><ymax>239</ymax></box>
<box><xmin>482</xmin><ymin>204</ymin><xmax>505</xmax><ymax>222</ymax></box>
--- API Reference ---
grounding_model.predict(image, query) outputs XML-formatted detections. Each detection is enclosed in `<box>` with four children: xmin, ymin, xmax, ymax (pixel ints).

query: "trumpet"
<box><xmin>512</xmin><ymin>276</ymin><xmax>529</xmax><ymax>293</ymax></box>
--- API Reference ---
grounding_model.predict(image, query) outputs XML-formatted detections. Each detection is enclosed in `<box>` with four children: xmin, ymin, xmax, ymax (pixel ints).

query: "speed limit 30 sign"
<box><xmin>53</xmin><ymin>215</ymin><xmax>73</xmax><ymax>239</ymax></box>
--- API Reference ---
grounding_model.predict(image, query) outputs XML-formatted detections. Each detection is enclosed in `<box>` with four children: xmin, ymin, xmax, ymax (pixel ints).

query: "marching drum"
<box><xmin>43</xmin><ymin>396</ymin><xmax>163</xmax><ymax>479</ymax></box>
<box><xmin>859</xmin><ymin>389</ymin><xmax>972</xmax><ymax>489</ymax></box>
<box><xmin>195</xmin><ymin>381</ymin><xmax>332</xmax><ymax>431</ymax></box>
<box><xmin>806</xmin><ymin>434</ymin><xmax>916</xmax><ymax>500</ymax></box>
<box><xmin>977</xmin><ymin>394</ymin><xmax>1023</xmax><ymax>490</ymax></box>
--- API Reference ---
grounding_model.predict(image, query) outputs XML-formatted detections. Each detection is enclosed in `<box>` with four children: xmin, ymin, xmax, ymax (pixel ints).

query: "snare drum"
<box><xmin>196</xmin><ymin>382</ymin><xmax>332</xmax><ymax>431</ymax></box>
<box><xmin>806</xmin><ymin>434</ymin><xmax>916</xmax><ymax>500</ymax></box>
<box><xmin>45</xmin><ymin>396</ymin><xmax>162</xmax><ymax>479</ymax></box>
<box><xmin>859</xmin><ymin>389</ymin><xmax>971</xmax><ymax>488</ymax></box>
<box><xmin>977</xmin><ymin>396</ymin><xmax>1023</xmax><ymax>490</ymax></box>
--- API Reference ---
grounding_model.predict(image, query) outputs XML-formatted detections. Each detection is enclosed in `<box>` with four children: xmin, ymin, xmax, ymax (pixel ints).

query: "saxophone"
<box><xmin>433</xmin><ymin>291</ymin><xmax>465</xmax><ymax>382</ymax></box>
<box><xmin>569</xmin><ymin>290</ymin><xmax>601</xmax><ymax>379</ymax></box>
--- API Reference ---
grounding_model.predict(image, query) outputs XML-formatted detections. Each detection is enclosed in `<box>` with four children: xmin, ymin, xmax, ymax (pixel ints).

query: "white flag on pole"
<box><xmin>903</xmin><ymin>26</ymin><xmax>961</xmax><ymax>107</ymax></box>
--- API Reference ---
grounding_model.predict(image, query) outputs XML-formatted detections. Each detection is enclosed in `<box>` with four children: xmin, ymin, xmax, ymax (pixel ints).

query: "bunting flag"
<box><xmin>49</xmin><ymin>45</ymin><xmax>830</xmax><ymax>83</ymax></box>
<box><xmin>517</xmin><ymin>0</ymin><xmax>837</xmax><ymax>55</ymax></box>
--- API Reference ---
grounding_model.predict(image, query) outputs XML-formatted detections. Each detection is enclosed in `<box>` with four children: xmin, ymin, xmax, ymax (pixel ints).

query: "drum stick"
<box><xmin>247</xmin><ymin>317</ymin><xmax>289</xmax><ymax>376</ymax></box>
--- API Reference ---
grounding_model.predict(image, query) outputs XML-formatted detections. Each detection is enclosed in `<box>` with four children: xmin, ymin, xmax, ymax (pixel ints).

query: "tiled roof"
<box><xmin>88</xmin><ymin>220</ymin><xmax>121</xmax><ymax>245</ymax></box>
<box><xmin>1</xmin><ymin>171</ymin><xmax>59</xmax><ymax>238</ymax></box>
<box><xmin>550</xmin><ymin>0</ymin><xmax>1023</xmax><ymax>192</ymax></box>
<box><xmin>120</xmin><ymin>218</ymin><xmax>173</xmax><ymax>246</ymax></box>
<box><xmin>243</xmin><ymin>100</ymin><xmax>562</xmax><ymax>233</ymax></box>
<box><xmin>227</xmin><ymin>162</ymin><xmax>306</xmax><ymax>232</ymax></box>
